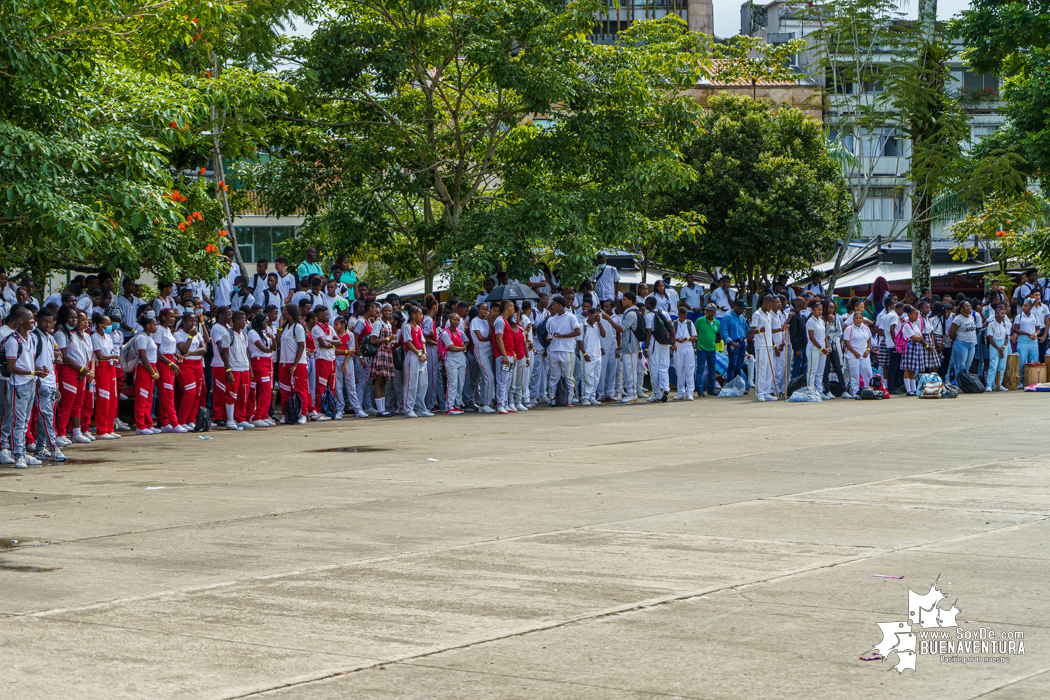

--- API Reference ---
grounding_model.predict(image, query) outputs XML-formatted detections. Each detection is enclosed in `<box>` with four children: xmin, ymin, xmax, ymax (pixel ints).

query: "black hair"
<box><xmin>91</xmin><ymin>312</ymin><xmax>109</xmax><ymax>326</ymax></box>
<box><xmin>623</xmin><ymin>291</ymin><xmax>636</xmax><ymax>303</ymax></box>
<box><xmin>250</xmin><ymin>312</ymin><xmax>267</xmax><ymax>334</ymax></box>
<box><xmin>550</xmin><ymin>295</ymin><xmax>566</xmax><ymax>308</ymax></box>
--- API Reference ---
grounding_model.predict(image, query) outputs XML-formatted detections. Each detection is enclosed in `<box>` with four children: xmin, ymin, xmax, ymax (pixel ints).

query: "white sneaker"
<box><xmin>26</xmin><ymin>442</ymin><xmax>35</xmax><ymax>452</ymax></box>
<box><xmin>160</xmin><ymin>425</ymin><xmax>175</xmax><ymax>433</ymax></box>
<box><xmin>672</xmin><ymin>395</ymin><xmax>685</xmax><ymax>401</ymax></box>
<box><xmin>1000</xmin><ymin>386</ymin><xmax>1009</xmax><ymax>392</ymax></box>
<box><xmin>85</xmin><ymin>433</ymin><xmax>96</xmax><ymax>441</ymax></box>
<box><xmin>72</xmin><ymin>434</ymin><xmax>92</xmax><ymax>444</ymax></box>
<box><xmin>333</xmin><ymin>411</ymin><xmax>343</xmax><ymax>420</ymax></box>
<box><xmin>24</xmin><ymin>455</ymin><xmax>41</xmax><ymax>466</ymax></box>
<box><xmin>985</xmin><ymin>386</ymin><xmax>992</xmax><ymax>392</ymax></box>
<box><xmin>136</xmin><ymin>428</ymin><xmax>154</xmax><ymax>435</ymax></box>
<box><xmin>56</xmin><ymin>436</ymin><xmax>72</xmax><ymax>447</ymax></box>
<box><xmin>297</xmin><ymin>415</ymin><xmax>307</xmax><ymax>425</ymax></box>
<box><xmin>265</xmin><ymin>419</ymin><xmax>277</xmax><ymax>426</ymax></box>
<box><xmin>318</xmin><ymin>415</ymin><xmax>332</xmax><ymax>421</ymax></box>
<box><xmin>252</xmin><ymin>420</ymin><xmax>269</xmax><ymax>428</ymax></box>
<box><xmin>0</xmin><ymin>449</ymin><xmax>13</xmax><ymax>464</ymax></box>
<box><xmin>97</xmin><ymin>433</ymin><xmax>118</xmax><ymax>440</ymax></box>
<box><xmin>227</xmin><ymin>422</ymin><xmax>243</xmax><ymax>431</ymax></box>
<box><xmin>149</xmin><ymin>428</ymin><xmax>162</xmax><ymax>435</ymax></box>
<box><xmin>516</xmin><ymin>403</ymin><xmax>528</xmax><ymax>412</ymax></box>
<box><xmin>14</xmin><ymin>457</ymin><xmax>27</xmax><ymax>469</ymax></box>
<box><xmin>646</xmin><ymin>395</ymin><xmax>660</xmax><ymax>402</ymax></box>
<box><xmin>115</xmin><ymin>419</ymin><xmax>131</xmax><ymax>431</ymax></box>
<box><xmin>478</xmin><ymin>406</ymin><xmax>496</xmax><ymax>414</ymax></box>
<box><xmin>355</xmin><ymin>410</ymin><xmax>368</xmax><ymax>419</ymax></box>
<box><xmin>419</xmin><ymin>411</ymin><xmax>434</xmax><ymax>417</ymax></box>
<box><xmin>686</xmin><ymin>395</ymin><xmax>694</xmax><ymax>401</ymax></box>
<box><xmin>308</xmin><ymin>411</ymin><xmax>321</xmax><ymax>421</ymax></box>
<box><xmin>405</xmin><ymin>411</ymin><xmax>418</xmax><ymax>418</ymax></box>
<box><xmin>50</xmin><ymin>448</ymin><xmax>67</xmax><ymax>462</ymax></box>
<box><xmin>173</xmin><ymin>425</ymin><xmax>188</xmax><ymax>433</ymax></box>
<box><xmin>239</xmin><ymin>421</ymin><xmax>254</xmax><ymax>430</ymax></box>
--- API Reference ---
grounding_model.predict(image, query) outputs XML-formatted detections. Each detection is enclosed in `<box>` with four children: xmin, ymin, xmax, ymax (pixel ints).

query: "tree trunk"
<box><xmin>210</xmin><ymin>52</ymin><xmax>249</xmax><ymax>283</ymax></box>
<box><xmin>918</xmin><ymin>0</ymin><xmax>937</xmax><ymax>42</ymax></box>
<box><xmin>641</xmin><ymin>245</ymin><xmax>649</xmax><ymax>286</ymax></box>
<box><xmin>911</xmin><ymin>210</ymin><xmax>932</xmax><ymax>293</ymax></box>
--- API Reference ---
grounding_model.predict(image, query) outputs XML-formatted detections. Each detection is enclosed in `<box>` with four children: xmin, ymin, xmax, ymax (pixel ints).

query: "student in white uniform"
<box><xmin>580</xmin><ymin>307</ymin><xmax>605</xmax><ymax>406</ymax></box>
<box><xmin>470</xmin><ymin>303</ymin><xmax>495</xmax><ymax>412</ymax></box>
<box><xmin>805</xmin><ymin>298</ymin><xmax>830</xmax><ymax>398</ymax></box>
<box><xmin>174</xmin><ymin>312</ymin><xmax>207</xmax><ymax>429</ymax></box>
<box><xmin>709</xmin><ymin>276</ymin><xmax>736</xmax><ymax>318</ymax></box>
<box><xmin>5</xmin><ymin>308</ymin><xmax>41</xmax><ymax>467</ymax></box>
<box><xmin>218</xmin><ymin>310</ymin><xmax>254</xmax><ymax>430</ymax></box>
<box><xmin>643</xmin><ymin>297</ymin><xmax>672</xmax><ymax>402</ymax></box>
<box><xmin>617</xmin><ymin>292</ymin><xmax>643</xmax><ymax>403</ymax></box>
<box><xmin>31</xmin><ymin>309</ymin><xmax>64</xmax><ymax>461</ymax></box>
<box><xmin>332</xmin><ymin>315</ymin><xmax>367</xmax><ymax>419</ymax></box>
<box><xmin>247</xmin><ymin>312</ymin><xmax>278</xmax><ymax>427</ymax></box>
<box><xmin>519</xmin><ymin>301</ymin><xmax>536</xmax><ymax>407</ymax></box>
<box><xmin>491</xmin><ymin>300</ymin><xmax>515</xmax><ymax>414</ymax></box>
<box><xmin>672</xmin><ymin>306</ymin><xmax>696</xmax><ymax>400</ymax></box>
<box><xmin>439</xmin><ymin>313</ymin><xmax>468</xmax><ymax>414</ymax></box>
<box><xmin>593</xmin><ymin>254</ymin><xmax>621</xmax><ymax>303</ymax></box>
<box><xmin>985</xmin><ymin>305</ymin><xmax>1011</xmax><ymax>391</ymax></box>
<box><xmin>545</xmin><ymin>296</ymin><xmax>581</xmax><ymax>406</ymax></box>
<box><xmin>770</xmin><ymin>297</ymin><xmax>788</xmax><ymax>394</ymax></box>
<box><xmin>842</xmin><ymin>310</ymin><xmax>873</xmax><ymax>397</ymax></box>
<box><xmin>597</xmin><ymin>299</ymin><xmax>621</xmax><ymax>401</ymax></box>
<box><xmin>749</xmin><ymin>295</ymin><xmax>777</xmax><ymax>401</ymax></box>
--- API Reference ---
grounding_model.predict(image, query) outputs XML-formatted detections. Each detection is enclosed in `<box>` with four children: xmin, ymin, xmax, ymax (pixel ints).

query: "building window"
<box><xmin>860</xmin><ymin>188</ymin><xmax>905</xmax><ymax>220</ymax></box>
<box><xmin>963</xmin><ymin>70</ymin><xmax>998</xmax><ymax>93</ymax></box>
<box><xmin>233</xmin><ymin>226</ymin><xmax>295</xmax><ymax>263</ymax></box>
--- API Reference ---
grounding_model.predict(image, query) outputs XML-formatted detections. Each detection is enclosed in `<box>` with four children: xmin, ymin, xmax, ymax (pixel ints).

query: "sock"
<box><xmin>227</xmin><ymin>404</ymin><xmax>235</xmax><ymax>423</ymax></box>
<box><xmin>72</xmin><ymin>428</ymin><xmax>81</xmax><ymax>438</ymax></box>
<box><xmin>375</xmin><ymin>397</ymin><xmax>385</xmax><ymax>412</ymax></box>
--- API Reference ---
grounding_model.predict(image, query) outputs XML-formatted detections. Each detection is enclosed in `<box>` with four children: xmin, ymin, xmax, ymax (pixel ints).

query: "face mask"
<box><xmin>598</xmin><ymin>264</ymin><xmax>607</xmax><ymax>270</ymax></box>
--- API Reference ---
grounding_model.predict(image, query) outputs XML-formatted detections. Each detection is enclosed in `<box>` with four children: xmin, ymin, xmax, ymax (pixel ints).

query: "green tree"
<box><xmin>661</xmin><ymin>94</ymin><xmax>851</xmax><ymax>296</ymax></box>
<box><xmin>948</xmin><ymin>193</ymin><xmax>1050</xmax><ymax>288</ymax></box>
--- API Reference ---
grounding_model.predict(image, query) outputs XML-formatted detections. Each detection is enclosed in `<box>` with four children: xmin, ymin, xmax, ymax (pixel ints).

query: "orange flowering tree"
<box><xmin>949</xmin><ymin>194</ymin><xmax>1050</xmax><ymax>290</ymax></box>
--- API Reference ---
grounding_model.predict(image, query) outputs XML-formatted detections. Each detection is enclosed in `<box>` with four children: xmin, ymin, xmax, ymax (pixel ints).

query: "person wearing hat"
<box><xmin>694</xmin><ymin>303</ymin><xmax>720</xmax><ymax>397</ymax></box>
<box><xmin>671</xmin><ymin>306</ymin><xmax>696</xmax><ymax>400</ymax></box>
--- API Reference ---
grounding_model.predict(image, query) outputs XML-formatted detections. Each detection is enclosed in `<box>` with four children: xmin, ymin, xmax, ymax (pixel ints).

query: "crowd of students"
<box><xmin>0</xmin><ymin>252</ymin><xmax>1043</xmax><ymax>468</ymax></box>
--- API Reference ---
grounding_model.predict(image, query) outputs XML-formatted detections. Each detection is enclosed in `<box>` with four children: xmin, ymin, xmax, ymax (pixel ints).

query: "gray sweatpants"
<box><xmin>0</xmin><ymin>378</ymin><xmax>13</xmax><ymax>451</ymax></box>
<box><xmin>12</xmin><ymin>381</ymin><xmax>36</xmax><ymax>459</ymax></box>
<box><xmin>35</xmin><ymin>384</ymin><xmax>58</xmax><ymax>454</ymax></box>
<box><xmin>444</xmin><ymin>355</ymin><xmax>466</xmax><ymax>409</ymax></box>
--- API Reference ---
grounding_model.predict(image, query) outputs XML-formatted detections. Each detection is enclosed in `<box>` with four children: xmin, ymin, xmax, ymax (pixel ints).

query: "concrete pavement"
<box><xmin>0</xmin><ymin>393</ymin><xmax>1047</xmax><ymax>698</ymax></box>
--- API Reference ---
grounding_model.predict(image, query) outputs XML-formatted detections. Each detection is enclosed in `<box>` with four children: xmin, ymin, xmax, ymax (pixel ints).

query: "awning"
<box><xmin>378</xmin><ymin>269</ymin><xmax>685</xmax><ymax>299</ymax></box>
<box><xmin>833</xmin><ymin>261</ymin><xmax>986</xmax><ymax>289</ymax></box>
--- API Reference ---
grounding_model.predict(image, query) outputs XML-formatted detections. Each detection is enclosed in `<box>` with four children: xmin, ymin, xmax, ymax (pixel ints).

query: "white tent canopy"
<box><xmin>378</xmin><ymin>269</ymin><xmax>683</xmax><ymax>299</ymax></box>
<box><xmin>833</xmin><ymin>261</ymin><xmax>987</xmax><ymax>289</ymax></box>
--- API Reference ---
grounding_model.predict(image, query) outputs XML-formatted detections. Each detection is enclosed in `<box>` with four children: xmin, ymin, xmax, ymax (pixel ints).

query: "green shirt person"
<box><xmin>694</xmin><ymin>305</ymin><xmax>720</xmax><ymax>352</ymax></box>
<box><xmin>297</xmin><ymin>246</ymin><xmax>323</xmax><ymax>280</ymax></box>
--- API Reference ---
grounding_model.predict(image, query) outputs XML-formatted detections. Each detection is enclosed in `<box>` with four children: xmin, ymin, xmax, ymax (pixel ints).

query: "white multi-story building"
<box><xmin>741</xmin><ymin>1</ymin><xmax>1004</xmax><ymax>242</ymax></box>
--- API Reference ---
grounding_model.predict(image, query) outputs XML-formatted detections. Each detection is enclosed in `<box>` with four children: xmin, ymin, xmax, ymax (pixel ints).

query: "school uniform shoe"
<box><xmin>26</xmin><ymin>442</ymin><xmax>35</xmax><ymax>452</ymax></box>
<box><xmin>685</xmin><ymin>395</ymin><xmax>694</xmax><ymax>401</ymax></box>
<box><xmin>405</xmin><ymin>411</ymin><xmax>419</xmax><ymax>418</ymax></box>
<box><xmin>238</xmin><ymin>421</ymin><xmax>255</xmax><ymax>430</ymax></box>
<box><xmin>660</xmin><ymin>392</ymin><xmax>668</xmax><ymax>403</ymax></box>
<box><xmin>72</xmin><ymin>434</ymin><xmax>92</xmax><ymax>444</ymax></box>
<box><xmin>160</xmin><ymin>425</ymin><xmax>175</xmax><ymax>433</ymax></box>
<box><xmin>419</xmin><ymin>411</ymin><xmax>435</xmax><ymax>417</ymax></box>
<box><xmin>56</xmin><ymin>437</ymin><xmax>72</xmax><ymax>448</ymax></box>
<box><xmin>49</xmin><ymin>448</ymin><xmax>67</xmax><ymax>462</ymax></box>
<box><xmin>516</xmin><ymin>403</ymin><xmax>528</xmax><ymax>412</ymax></box>
<box><xmin>1000</xmin><ymin>386</ymin><xmax>1009</xmax><ymax>392</ymax></box>
<box><xmin>14</xmin><ymin>458</ymin><xmax>27</xmax><ymax>469</ymax></box>
<box><xmin>446</xmin><ymin>408</ymin><xmax>464</xmax><ymax>415</ymax></box>
<box><xmin>672</xmin><ymin>395</ymin><xmax>685</xmax><ymax>401</ymax></box>
<box><xmin>984</xmin><ymin>386</ymin><xmax>992</xmax><ymax>392</ymax></box>
<box><xmin>0</xmin><ymin>449</ymin><xmax>14</xmax><ymax>465</ymax></box>
<box><xmin>136</xmin><ymin>428</ymin><xmax>154</xmax><ymax>435</ymax></box>
<box><xmin>506</xmin><ymin>407</ymin><xmax>517</xmax><ymax>413</ymax></box>
<box><xmin>97</xmin><ymin>433</ymin><xmax>119</xmax><ymax>440</ymax></box>
<box><xmin>252</xmin><ymin>420</ymin><xmax>270</xmax><ymax>428</ymax></box>
<box><xmin>354</xmin><ymin>410</ymin><xmax>368</xmax><ymax>419</ymax></box>
<box><xmin>646</xmin><ymin>395</ymin><xmax>660</xmax><ymax>402</ymax></box>
<box><xmin>589</xmin><ymin>400</ymin><xmax>602</xmax><ymax>406</ymax></box>
<box><xmin>24</xmin><ymin>455</ymin><xmax>41</xmax><ymax>466</ymax></box>
<box><xmin>227</xmin><ymin>422</ymin><xmax>243</xmax><ymax>431</ymax></box>
<box><xmin>150</xmin><ymin>428</ymin><xmax>163</xmax><ymax>434</ymax></box>
<box><xmin>297</xmin><ymin>415</ymin><xmax>308</xmax><ymax>424</ymax></box>
<box><xmin>496</xmin><ymin>407</ymin><xmax>509</xmax><ymax>414</ymax></box>
<box><xmin>115</xmin><ymin>419</ymin><xmax>131</xmax><ymax>432</ymax></box>
<box><xmin>479</xmin><ymin>406</ymin><xmax>496</xmax><ymax>414</ymax></box>
<box><xmin>333</xmin><ymin>412</ymin><xmax>344</xmax><ymax>420</ymax></box>
<box><xmin>86</xmin><ymin>433</ymin><xmax>97</xmax><ymax>441</ymax></box>
<box><xmin>375</xmin><ymin>411</ymin><xmax>392</xmax><ymax>417</ymax></box>
<box><xmin>549</xmin><ymin>401</ymin><xmax>558</xmax><ymax>407</ymax></box>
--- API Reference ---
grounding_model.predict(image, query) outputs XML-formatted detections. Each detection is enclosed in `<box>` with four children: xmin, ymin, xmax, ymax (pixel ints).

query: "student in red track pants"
<box><xmin>152</xmin><ymin>308</ymin><xmax>184</xmax><ymax>433</ymax></box>
<box><xmin>174</xmin><ymin>312</ymin><xmax>206</xmax><ymax>428</ymax></box>
<box><xmin>90</xmin><ymin>313</ymin><xmax>120</xmax><ymax>439</ymax></box>
<box><xmin>209</xmin><ymin>306</ymin><xmax>232</xmax><ymax>425</ymax></box>
<box><xmin>247</xmin><ymin>312</ymin><xmax>276</xmax><ymax>427</ymax></box>
<box><xmin>277</xmin><ymin>305</ymin><xmax>309</xmax><ymax>425</ymax></box>
<box><xmin>218</xmin><ymin>310</ymin><xmax>252</xmax><ymax>430</ymax></box>
<box><xmin>54</xmin><ymin>306</ymin><xmax>93</xmax><ymax>444</ymax></box>
<box><xmin>133</xmin><ymin>314</ymin><xmax>160</xmax><ymax>434</ymax></box>
<box><xmin>309</xmin><ymin>306</ymin><xmax>339</xmax><ymax>420</ymax></box>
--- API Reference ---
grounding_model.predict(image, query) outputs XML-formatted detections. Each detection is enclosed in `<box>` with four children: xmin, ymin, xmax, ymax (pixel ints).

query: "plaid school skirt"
<box><xmin>901</xmin><ymin>340</ymin><xmax>926</xmax><ymax>372</ymax></box>
<box><xmin>876</xmin><ymin>337</ymin><xmax>890</xmax><ymax>368</ymax></box>
<box><xmin>368</xmin><ymin>327</ymin><xmax>396</xmax><ymax>380</ymax></box>
<box><xmin>923</xmin><ymin>332</ymin><xmax>942</xmax><ymax>371</ymax></box>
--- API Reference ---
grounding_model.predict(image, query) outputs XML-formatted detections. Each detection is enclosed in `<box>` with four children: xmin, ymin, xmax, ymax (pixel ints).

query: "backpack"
<box><xmin>920</xmin><ymin>379</ymin><xmax>943</xmax><ymax>398</ymax></box>
<box><xmin>857</xmin><ymin>386</ymin><xmax>880</xmax><ymax>400</ymax></box>
<box><xmin>629</xmin><ymin>308</ymin><xmax>646</xmax><ymax>344</ymax></box>
<box><xmin>893</xmin><ymin>326</ymin><xmax>908</xmax><ymax>354</ymax></box>
<box><xmin>915</xmin><ymin>372</ymin><xmax>941</xmax><ymax>393</ymax></box>
<box><xmin>555</xmin><ymin>376</ymin><xmax>570</xmax><ymax>406</ymax></box>
<box><xmin>393</xmin><ymin>344</ymin><xmax>405</xmax><ymax>371</ymax></box>
<box><xmin>191</xmin><ymin>406</ymin><xmax>211</xmax><ymax>432</ymax></box>
<box><xmin>0</xmin><ymin>333</ymin><xmax>22</xmax><ymax>378</ymax></box>
<box><xmin>957</xmin><ymin>371</ymin><xmax>984</xmax><ymax>394</ymax></box>
<box><xmin>534</xmin><ymin>318</ymin><xmax>552</xmax><ymax>349</ymax></box>
<box><xmin>31</xmin><ymin>329</ymin><xmax>47</xmax><ymax>362</ymax></box>
<box><xmin>651</xmin><ymin>311</ymin><xmax>672</xmax><ymax>345</ymax></box>
<box><xmin>119</xmin><ymin>333</ymin><xmax>140</xmax><ymax>373</ymax></box>
<box><xmin>283</xmin><ymin>390</ymin><xmax>302</xmax><ymax>424</ymax></box>
<box><xmin>319</xmin><ymin>387</ymin><xmax>337</xmax><ymax>418</ymax></box>
<box><xmin>940</xmin><ymin>383</ymin><xmax>959</xmax><ymax>399</ymax></box>
<box><xmin>786</xmin><ymin>375</ymin><xmax>807</xmax><ymax>398</ymax></box>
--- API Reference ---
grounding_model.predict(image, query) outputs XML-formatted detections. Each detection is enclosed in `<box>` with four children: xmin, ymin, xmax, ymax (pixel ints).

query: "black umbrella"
<box><xmin>485</xmin><ymin>282</ymin><xmax>539</xmax><ymax>302</ymax></box>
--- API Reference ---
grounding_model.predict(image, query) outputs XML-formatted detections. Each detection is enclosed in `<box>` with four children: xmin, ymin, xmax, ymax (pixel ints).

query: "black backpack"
<box><xmin>857</xmin><ymin>386</ymin><xmax>880</xmax><ymax>400</ymax></box>
<box><xmin>393</xmin><ymin>344</ymin><xmax>405</xmax><ymax>371</ymax></box>
<box><xmin>535</xmin><ymin>318</ymin><xmax>552</xmax><ymax>349</ymax></box>
<box><xmin>786</xmin><ymin>375</ymin><xmax>806</xmax><ymax>398</ymax></box>
<box><xmin>651</xmin><ymin>311</ymin><xmax>672</xmax><ymax>345</ymax></box>
<box><xmin>0</xmin><ymin>333</ymin><xmax>22</xmax><ymax>378</ymax></box>
<box><xmin>555</xmin><ymin>376</ymin><xmax>570</xmax><ymax>406</ymax></box>
<box><xmin>191</xmin><ymin>406</ymin><xmax>211</xmax><ymax>432</ymax></box>
<box><xmin>957</xmin><ymin>371</ymin><xmax>984</xmax><ymax>394</ymax></box>
<box><xmin>283</xmin><ymin>390</ymin><xmax>302</xmax><ymax>424</ymax></box>
<box><xmin>628</xmin><ymin>308</ymin><xmax>646</xmax><ymax>344</ymax></box>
